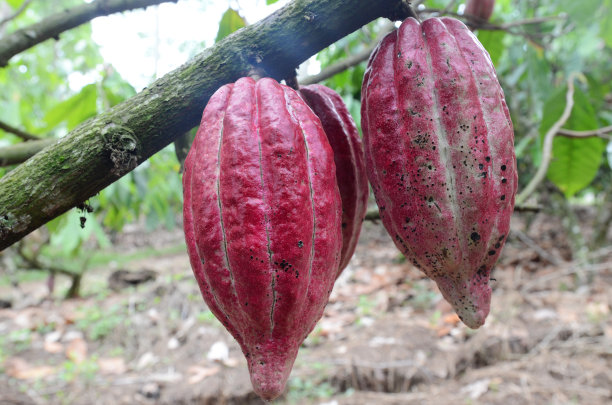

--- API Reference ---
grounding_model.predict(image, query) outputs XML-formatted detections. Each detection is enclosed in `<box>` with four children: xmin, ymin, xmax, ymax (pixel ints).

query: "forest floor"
<box><xmin>0</xmin><ymin>210</ymin><xmax>611</xmax><ymax>405</ymax></box>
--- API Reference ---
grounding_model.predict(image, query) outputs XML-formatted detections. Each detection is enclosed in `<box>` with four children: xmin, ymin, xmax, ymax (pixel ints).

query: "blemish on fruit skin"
<box><xmin>361</xmin><ymin>17</ymin><xmax>516</xmax><ymax>330</ymax></box>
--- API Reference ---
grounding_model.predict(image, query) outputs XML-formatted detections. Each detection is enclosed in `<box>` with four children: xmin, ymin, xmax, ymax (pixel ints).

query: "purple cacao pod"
<box><xmin>299</xmin><ymin>84</ymin><xmax>369</xmax><ymax>275</ymax></box>
<box><xmin>361</xmin><ymin>17</ymin><xmax>517</xmax><ymax>328</ymax></box>
<box><xmin>183</xmin><ymin>77</ymin><xmax>342</xmax><ymax>399</ymax></box>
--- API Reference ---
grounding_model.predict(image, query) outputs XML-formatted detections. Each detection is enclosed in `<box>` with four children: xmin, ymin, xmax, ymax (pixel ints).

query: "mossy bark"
<box><xmin>0</xmin><ymin>0</ymin><xmax>412</xmax><ymax>250</ymax></box>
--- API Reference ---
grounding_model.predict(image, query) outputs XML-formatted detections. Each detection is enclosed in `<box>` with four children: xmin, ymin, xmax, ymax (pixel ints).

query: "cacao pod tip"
<box><xmin>436</xmin><ymin>276</ymin><xmax>491</xmax><ymax>329</ymax></box>
<box><xmin>247</xmin><ymin>342</ymin><xmax>296</xmax><ymax>401</ymax></box>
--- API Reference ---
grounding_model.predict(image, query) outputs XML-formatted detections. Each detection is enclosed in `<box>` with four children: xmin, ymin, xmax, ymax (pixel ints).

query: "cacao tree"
<box><xmin>1</xmin><ymin>0</ymin><xmax>612</xmax><ymax>400</ymax></box>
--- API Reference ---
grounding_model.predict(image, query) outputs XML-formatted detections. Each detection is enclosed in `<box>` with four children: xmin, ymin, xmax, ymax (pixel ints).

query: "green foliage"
<box><xmin>215</xmin><ymin>8</ymin><xmax>247</xmax><ymax>43</ymax></box>
<box><xmin>286</xmin><ymin>377</ymin><xmax>335</xmax><ymax>403</ymax></box>
<box><xmin>476</xmin><ymin>30</ymin><xmax>506</xmax><ymax>67</ymax></box>
<box><xmin>541</xmin><ymin>85</ymin><xmax>605</xmax><ymax>197</ymax></box>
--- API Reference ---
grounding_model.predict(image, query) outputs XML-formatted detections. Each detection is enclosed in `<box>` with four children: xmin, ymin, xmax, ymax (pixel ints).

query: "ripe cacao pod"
<box><xmin>361</xmin><ymin>17</ymin><xmax>517</xmax><ymax>329</ymax></box>
<box><xmin>183</xmin><ymin>77</ymin><xmax>342</xmax><ymax>400</ymax></box>
<box><xmin>299</xmin><ymin>84</ymin><xmax>369</xmax><ymax>275</ymax></box>
<box><xmin>465</xmin><ymin>0</ymin><xmax>495</xmax><ymax>22</ymax></box>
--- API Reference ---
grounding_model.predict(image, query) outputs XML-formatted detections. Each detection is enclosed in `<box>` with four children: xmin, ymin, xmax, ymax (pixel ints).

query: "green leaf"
<box><xmin>44</xmin><ymin>84</ymin><xmax>98</xmax><ymax>131</ymax></box>
<box><xmin>541</xmin><ymin>85</ymin><xmax>605</xmax><ymax>197</ymax></box>
<box><xmin>476</xmin><ymin>30</ymin><xmax>506</xmax><ymax>67</ymax></box>
<box><xmin>215</xmin><ymin>8</ymin><xmax>246</xmax><ymax>43</ymax></box>
<box><xmin>266</xmin><ymin>0</ymin><xmax>280</xmax><ymax>4</ymax></box>
<box><xmin>601</xmin><ymin>0</ymin><xmax>612</xmax><ymax>48</ymax></box>
<box><xmin>6</xmin><ymin>0</ymin><xmax>26</xmax><ymax>9</ymax></box>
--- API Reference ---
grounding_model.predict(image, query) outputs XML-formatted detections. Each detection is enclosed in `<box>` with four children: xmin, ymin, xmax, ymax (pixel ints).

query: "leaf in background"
<box><xmin>476</xmin><ymin>30</ymin><xmax>506</xmax><ymax>67</ymax></box>
<box><xmin>541</xmin><ymin>85</ymin><xmax>605</xmax><ymax>197</ymax></box>
<box><xmin>6</xmin><ymin>0</ymin><xmax>26</xmax><ymax>9</ymax></box>
<box><xmin>44</xmin><ymin>84</ymin><xmax>98</xmax><ymax>131</ymax></box>
<box><xmin>560</xmin><ymin>0</ymin><xmax>603</xmax><ymax>27</ymax></box>
<box><xmin>266</xmin><ymin>0</ymin><xmax>280</xmax><ymax>4</ymax></box>
<box><xmin>601</xmin><ymin>0</ymin><xmax>612</xmax><ymax>49</ymax></box>
<box><xmin>215</xmin><ymin>8</ymin><xmax>247</xmax><ymax>43</ymax></box>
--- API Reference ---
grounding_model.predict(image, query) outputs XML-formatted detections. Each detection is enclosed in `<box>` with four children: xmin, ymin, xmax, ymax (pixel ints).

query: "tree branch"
<box><xmin>557</xmin><ymin>125</ymin><xmax>612</xmax><ymax>140</ymax></box>
<box><xmin>300</xmin><ymin>23</ymin><xmax>395</xmax><ymax>85</ymax></box>
<box><xmin>0</xmin><ymin>119</ymin><xmax>41</xmax><ymax>141</ymax></box>
<box><xmin>516</xmin><ymin>73</ymin><xmax>580</xmax><ymax>205</ymax></box>
<box><xmin>0</xmin><ymin>0</ymin><xmax>33</xmax><ymax>29</ymax></box>
<box><xmin>0</xmin><ymin>0</ymin><xmax>413</xmax><ymax>250</ymax></box>
<box><xmin>0</xmin><ymin>138</ymin><xmax>56</xmax><ymax>167</ymax></box>
<box><xmin>0</xmin><ymin>0</ymin><xmax>179</xmax><ymax>68</ymax></box>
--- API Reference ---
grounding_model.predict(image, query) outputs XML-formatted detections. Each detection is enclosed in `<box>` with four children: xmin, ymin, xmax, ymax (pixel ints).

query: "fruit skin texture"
<box><xmin>361</xmin><ymin>17</ymin><xmax>517</xmax><ymax>329</ymax></box>
<box><xmin>465</xmin><ymin>0</ymin><xmax>495</xmax><ymax>22</ymax></box>
<box><xmin>183</xmin><ymin>77</ymin><xmax>342</xmax><ymax>400</ymax></box>
<box><xmin>299</xmin><ymin>84</ymin><xmax>369</xmax><ymax>275</ymax></box>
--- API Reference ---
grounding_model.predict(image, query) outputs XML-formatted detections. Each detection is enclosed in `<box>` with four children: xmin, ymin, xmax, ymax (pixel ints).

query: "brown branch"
<box><xmin>0</xmin><ymin>119</ymin><xmax>41</xmax><ymax>141</ymax></box>
<box><xmin>0</xmin><ymin>0</ymin><xmax>33</xmax><ymax>28</ymax></box>
<box><xmin>301</xmin><ymin>22</ymin><xmax>395</xmax><ymax>85</ymax></box>
<box><xmin>516</xmin><ymin>73</ymin><xmax>581</xmax><ymax>205</ymax></box>
<box><xmin>418</xmin><ymin>8</ymin><xmax>566</xmax><ymax>45</ymax></box>
<box><xmin>557</xmin><ymin>125</ymin><xmax>612</xmax><ymax>140</ymax></box>
<box><xmin>0</xmin><ymin>0</ymin><xmax>179</xmax><ymax>67</ymax></box>
<box><xmin>0</xmin><ymin>138</ymin><xmax>56</xmax><ymax>167</ymax></box>
<box><xmin>0</xmin><ymin>0</ymin><xmax>413</xmax><ymax>250</ymax></box>
<box><xmin>300</xmin><ymin>44</ymin><xmax>376</xmax><ymax>85</ymax></box>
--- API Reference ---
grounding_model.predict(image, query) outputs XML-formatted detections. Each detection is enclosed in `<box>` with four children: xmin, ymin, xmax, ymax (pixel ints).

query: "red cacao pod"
<box><xmin>361</xmin><ymin>17</ymin><xmax>517</xmax><ymax>329</ymax></box>
<box><xmin>183</xmin><ymin>77</ymin><xmax>342</xmax><ymax>400</ymax></box>
<box><xmin>299</xmin><ymin>84</ymin><xmax>369</xmax><ymax>275</ymax></box>
<box><xmin>465</xmin><ymin>0</ymin><xmax>495</xmax><ymax>22</ymax></box>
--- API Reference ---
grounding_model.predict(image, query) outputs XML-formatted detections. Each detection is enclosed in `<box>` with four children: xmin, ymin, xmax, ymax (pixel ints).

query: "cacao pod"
<box><xmin>361</xmin><ymin>17</ymin><xmax>517</xmax><ymax>329</ymax></box>
<box><xmin>183</xmin><ymin>77</ymin><xmax>342</xmax><ymax>400</ymax></box>
<box><xmin>299</xmin><ymin>84</ymin><xmax>369</xmax><ymax>275</ymax></box>
<box><xmin>465</xmin><ymin>0</ymin><xmax>495</xmax><ymax>22</ymax></box>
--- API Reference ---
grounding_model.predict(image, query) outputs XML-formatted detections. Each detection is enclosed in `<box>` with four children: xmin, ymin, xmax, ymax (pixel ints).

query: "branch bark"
<box><xmin>0</xmin><ymin>0</ymin><xmax>179</xmax><ymax>67</ymax></box>
<box><xmin>0</xmin><ymin>0</ymin><xmax>413</xmax><ymax>250</ymax></box>
<box><xmin>0</xmin><ymin>119</ymin><xmax>41</xmax><ymax>141</ymax></box>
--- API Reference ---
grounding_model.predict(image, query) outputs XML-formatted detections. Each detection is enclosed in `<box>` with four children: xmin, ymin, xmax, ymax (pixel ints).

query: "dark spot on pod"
<box><xmin>498</xmin><ymin>234</ymin><xmax>505</xmax><ymax>241</ymax></box>
<box><xmin>478</xmin><ymin>163</ymin><xmax>484</xmax><ymax>170</ymax></box>
<box><xmin>501</xmin><ymin>178</ymin><xmax>507</xmax><ymax>184</ymax></box>
<box><xmin>485</xmin><ymin>156</ymin><xmax>491</xmax><ymax>162</ymax></box>
<box><xmin>488</xmin><ymin>250</ymin><xmax>496</xmax><ymax>256</ymax></box>
<box><xmin>480</xmin><ymin>172</ymin><xmax>487</xmax><ymax>178</ymax></box>
<box><xmin>495</xmin><ymin>242</ymin><xmax>501</xmax><ymax>249</ymax></box>
<box><xmin>342</xmin><ymin>222</ymin><xmax>347</xmax><ymax>229</ymax></box>
<box><xmin>501</xmin><ymin>195</ymin><xmax>506</xmax><ymax>200</ymax></box>
<box><xmin>245</xmin><ymin>302</ymin><xmax>248</xmax><ymax>306</ymax></box>
<box><xmin>470</xmin><ymin>232</ymin><xmax>481</xmax><ymax>242</ymax></box>
<box><xmin>297</xmin><ymin>240</ymin><xmax>304</xmax><ymax>248</ymax></box>
<box><xmin>501</xmin><ymin>165</ymin><xmax>507</xmax><ymax>171</ymax></box>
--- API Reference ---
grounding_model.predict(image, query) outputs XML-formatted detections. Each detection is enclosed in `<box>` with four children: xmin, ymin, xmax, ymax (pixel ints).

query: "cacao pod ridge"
<box><xmin>299</xmin><ymin>84</ymin><xmax>369</xmax><ymax>275</ymax></box>
<box><xmin>183</xmin><ymin>77</ymin><xmax>342</xmax><ymax>399</ymax></box>
<box><xmin>361</xmin><ymin>18</ymin><xmax>517</xmax><ymax>329</ymax></box>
